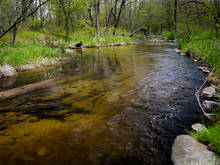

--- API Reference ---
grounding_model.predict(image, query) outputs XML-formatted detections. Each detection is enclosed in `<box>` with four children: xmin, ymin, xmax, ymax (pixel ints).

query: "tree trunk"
<box><xmin>33</xmin><ymin>0</ymin><xmax>36</xmax><ymax>43</ymax></box>
<box><xmin>95</xmin><ymin>0</ymin><xmax>100</xmax><ymax>37</ymax></box>
<box><xmin>65</xmin><ymin>18</ymin><xmax>69</xmax><ymax>39</ymax></box>
<box><xmin>88</xmin><ymin>7</ymin><xmax>94</xmax><ymax>27</ymax></box>
<box><xmin>174</xmin><ymin>0</ymin><xmax>178</xmax><ymax>32</ymax></box>
<box><xmin>113</xmin><ymin>0</ymin><xmax>126</xmax><ymax>35</ymax></box>
<box><xmin>129</xmin><ymin>28</ymin><xmax>149</xmax><ymax>37</ymax></box>
<box><xmin>12</xmin><ymin>25</ymin><xmax>17</xmax><ymax>45</ymax></box>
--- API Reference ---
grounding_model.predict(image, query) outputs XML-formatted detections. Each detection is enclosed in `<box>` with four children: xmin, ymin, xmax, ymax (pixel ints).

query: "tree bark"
<box><xmin>174</xmin><ymin>0</ymin><xmax>178</xmax><ymax>32</ymax></box>
<box><xmin>129</xmin><ymin>28</ymin><xmax>149</xmax><ymax>37</ymax></box>
<box><xmin>113</xmin><ymin>0</ymin><xmax>126</xmax><ymax>35</ymax></box>
<box><xmin>95</xmin><ymin>0</ymin><xmax>100</xmax><ymax>37</ymax></box>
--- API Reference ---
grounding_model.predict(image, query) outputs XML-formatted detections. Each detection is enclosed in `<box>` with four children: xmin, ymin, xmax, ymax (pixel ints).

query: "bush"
<box><xmin>162</xmin><ymin>31</ymin><xmax>176</xmax><ymax>40</ymax></box>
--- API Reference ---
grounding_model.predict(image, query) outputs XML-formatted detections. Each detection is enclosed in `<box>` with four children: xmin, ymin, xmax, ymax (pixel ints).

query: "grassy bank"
<box><xmin>0</xmin><ymin>44</ymin><xmax>61</xmax><ymax>67</ymax></box>
<box><xmin>178</xmin><ymin>30</ymin><xmax>220</xmax><ymax>75</ymax></box>
<box><xmin>189</xmin><ymin>124</ymin><xmax>220</xmax><ymax>154</ymax></box>
<box><xmin>178</xmin><ymin>29</ymin><xmax>220</xmax><ymax>155</ymax></box>
<box><xmin>0</xmin><ymin>30</ymin><xmax>134</xmax><ymax>67</ymax></box>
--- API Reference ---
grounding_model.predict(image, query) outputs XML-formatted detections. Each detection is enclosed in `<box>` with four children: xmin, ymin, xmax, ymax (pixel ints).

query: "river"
<box><xmin>0</xmin><ymin>42</ymin><xmax>205</xmax><ymax>165</ymax></box>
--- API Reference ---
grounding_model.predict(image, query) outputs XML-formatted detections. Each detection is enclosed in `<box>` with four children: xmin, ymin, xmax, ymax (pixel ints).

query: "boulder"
<box><xmin>52</xmin><ymin>41</ymin><xmax>61</xmax><ymax>47</ymax></box>
<box><xmin>68</xmin><ymin>42</ymin><xmax>83</xmax><ymax>49</ymax></box>
<box><xmin>120</xmin><ymin>42</ymin><xmax>127</xmax><ymax>46</ymax></box>
<box><xmin>172</xmin><ymin>135</ymin><xmax>220</xmax><ymax>165</ymax></box>
<box><xmin>191</xmin><ymin>123</ymin><xmax>207</xmax><ymax>132</ymax></box>
<box><xmin>203</xmin><ymin>100</ymin><xmax>220</xmax><ymax>111</ymax></box>
<box><xmin>83</xmin><ymin>44</ymin><xmax>90</xmax><ymax>48</ymax></box>
<box><xmin>175</xmin><ymin>48</ymin><xmax>181</xmax><ymax>53</ymax></box>
<box><xmin>180</xmin><ymin>52</ymin><xmax>186</xmax><ymax>56</ymax></box>
<box><xmin>95</xmin><ymin>44</ymin><xmax>102</xmax><ymax>47</ymax></box>
<box><xmin>198</xmin><ymin>66</ymin><xmax>210</xmax><ymax>73</ymax></box>
<box><xmin>65</xmin><ymin>48</ymin><xmax>74</xmax><ymax>54</ymax></box>
<box><xmin>202</xmin><ymin>85</ymin><xmax>216</xmax><ymax>98</ymax></box>
<box><xmin>113</xmin><ymin>43</ymin><xmax>121</xmax><ymax>46</ymax></box>
<box><xmin>67</xmin><ymin>43</ymin><xmax>76</xmax><ymax>49</ymax></box>
<box><xmin>0</xmin><ymin>65</ymin><xmax>17</xmax><ymax>78</ymax></box>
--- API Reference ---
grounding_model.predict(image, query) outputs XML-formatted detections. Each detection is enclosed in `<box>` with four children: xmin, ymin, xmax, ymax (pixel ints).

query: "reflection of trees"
<box><xmin>92</xmin><ymin>51</ymin><xmax>121</xmax><ymax>79</ymax></box>
<box><xmin>57</xmin><ymin>50</ymin><xmax>122</xmax><ymax>78</ymax></box>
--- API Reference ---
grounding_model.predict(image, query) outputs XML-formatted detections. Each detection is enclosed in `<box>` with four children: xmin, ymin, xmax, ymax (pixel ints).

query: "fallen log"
<box><xmin>129</xmin><ymin>28</ymin><xmax>149</xmax><ymax>37</ymax></box>
<box><xmin>0</xmin><ymin>78</ymin><xmax>61</xmax><ymax>101</ymax></box>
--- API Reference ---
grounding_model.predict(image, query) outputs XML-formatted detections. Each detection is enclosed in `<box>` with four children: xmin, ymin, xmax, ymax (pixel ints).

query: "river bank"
<box><xmin>171</xmin><ymin>30</ymin><xmax>220</xmax><ymax>164</ymax></box>
<box><xmin>0</xmin><ymin>35</ymin><xmax>135</xmax><ymax>78</ymax></box>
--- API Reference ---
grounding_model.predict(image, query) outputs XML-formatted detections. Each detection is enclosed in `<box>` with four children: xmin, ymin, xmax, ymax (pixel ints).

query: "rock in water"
<box><xmin>175</xmin><ymin>48</ymin><xmax>181</xmax><ymax>53</ymax></box>
<box><xmin>67</xmin><ymin>43</ymin><xmax>76</xmax><ymax>49</ymax></box>
<box><xmin>0</xmin><ymin>65</ymin><xmax>17</xmax><ymax>78</ymax></box>
<box><xmin>172</xmin><ymin>135</ymin><xmax>220</xmax><ymax>165</ymax></box>
<box><xmin>202</xmin><ymin>85</ymin><xmax>216</xmax><ymax>98</ymax></box>
<box><xmin>191</xmin><ymin>123</ymin><xmax>207</xmax><ymax>132</ymax></box>
<box><xmin>120</xmin><ymin>42</ymin><xmax>127</xmax><ymax>46</ymax></box>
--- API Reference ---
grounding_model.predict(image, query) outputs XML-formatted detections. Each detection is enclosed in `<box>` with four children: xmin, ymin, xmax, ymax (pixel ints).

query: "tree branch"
<box><xmin>0</xmin><ymin>0</ymin><xmax>49</xmax><ymax>39</ymax></box>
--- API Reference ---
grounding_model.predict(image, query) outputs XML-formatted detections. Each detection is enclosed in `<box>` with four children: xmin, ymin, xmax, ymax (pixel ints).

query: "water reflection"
<box><xmin>0</xmin><ymin>43</ymin><xmax>205</xmax><ymax>165</ymax></box>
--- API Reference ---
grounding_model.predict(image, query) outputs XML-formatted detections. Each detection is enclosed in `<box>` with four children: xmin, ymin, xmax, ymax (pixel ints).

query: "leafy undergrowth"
<box><xmin>189</xmin><ymin>125</ymin><xmax>220</xmax><ymax>155</ymax></box>
<box><xmin>0</xmin><ymin>43</ymin><xmax>61</xmax><ymax>67</ymax></box>
<box><xmin>162</xmin><ymin>31</ymin><xmax>176</xmax><ymax>40</ymax></box>
<box><xmin>178</xmin><ymin>29</ymin><xmax>220</xmax><ymax>76</ymax></box>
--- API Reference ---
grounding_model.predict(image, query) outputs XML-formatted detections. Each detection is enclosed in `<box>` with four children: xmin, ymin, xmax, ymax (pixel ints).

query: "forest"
<box><xmin>0</xmin><ymin>0</ymin><xmax>220</xmax><ymax>165</ymax></box>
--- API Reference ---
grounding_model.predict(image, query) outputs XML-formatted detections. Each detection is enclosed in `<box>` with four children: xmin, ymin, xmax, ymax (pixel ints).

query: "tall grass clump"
<box><xmin>178</xmin><ymin>29</ymin><xmax>220</xmax><ymax>75</ymax></box>
<box><xmin>0</xmin><ymin>43</ymin><xmax>61</xmax><ymax>66</ymax></box>
<box><xmin>189</xmin><ymin>125</ymin><xmax>220</xmax><ymax>154</ymax></box>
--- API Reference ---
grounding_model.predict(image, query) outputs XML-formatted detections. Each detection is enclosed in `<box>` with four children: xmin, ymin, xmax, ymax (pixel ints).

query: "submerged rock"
<box><xmin>191</xmin><ymin>123</ymin><xmax>207</xmax><ymax>132</ymax></box>
<box><xmin>202</xmin><ymin>85</ymin><xmax>216</xmax><ymax>98</ymax></box>
<box><xmin>0</xmin><ymin>65</ymin><xmax>17</xmax><ymax>78</ymax></box>
<box><xmin>172</xmin><ymin>135</ymin><xmax>220</xmax><ymax>165</ymax></box>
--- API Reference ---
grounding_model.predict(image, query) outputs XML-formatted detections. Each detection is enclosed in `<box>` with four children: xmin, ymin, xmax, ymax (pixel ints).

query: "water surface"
<box><xmin>0</xmin><ymin>42</ymin><xmax>205</xmax><ymax>165</ymax></box>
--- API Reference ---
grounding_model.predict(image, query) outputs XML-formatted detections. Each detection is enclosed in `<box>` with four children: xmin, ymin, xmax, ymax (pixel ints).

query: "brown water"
<box><xmin>0</xmin><ymin>42</ymin><xmax>205</xmax><ymax>165</ymax></box>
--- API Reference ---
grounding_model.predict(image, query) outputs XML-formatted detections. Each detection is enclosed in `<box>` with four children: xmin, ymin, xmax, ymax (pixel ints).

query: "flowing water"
<box><xmin>0</xmin><ymin>42</ymin><xmax>205</xmax><ymax>165</ymax></box>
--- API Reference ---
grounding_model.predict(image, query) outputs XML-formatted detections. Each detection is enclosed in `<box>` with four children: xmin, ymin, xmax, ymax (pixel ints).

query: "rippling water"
<box><xmin>0</xmin><ymin>42</ymin><xmax>205</xmax><ymax>165</ymax></box>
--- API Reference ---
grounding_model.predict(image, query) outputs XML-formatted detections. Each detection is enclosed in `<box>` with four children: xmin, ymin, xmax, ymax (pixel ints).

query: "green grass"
<box><xmin>189</xmin><ymin>125</ymin><xmax>220</xmax><ymax>155</ymax></box>
<box><xmin>178</xmin><ymin>29</ymin><xmax>220</xmax><ymax>75</ymax></box>
<box><xmin>0</xmin><ymin>29</ymin><xmax>134</xmax><ymax>67</ymax></box>
<box><xmin>162</xmin><ymin>31</ymin><xmax>176</xmax><ymax>40</ymax></box>
<box><xmin>0</xmin><ymin>43</ymin><xmax>61</xmax><ymax>67</ymax></box>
